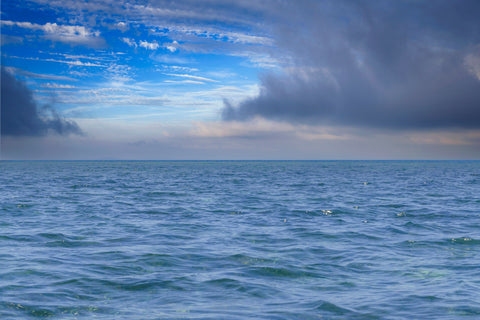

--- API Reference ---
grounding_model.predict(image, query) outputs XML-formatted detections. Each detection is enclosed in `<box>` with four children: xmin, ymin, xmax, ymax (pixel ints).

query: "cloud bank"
<box><xmin>1</xmin><ymin>68</ymin><xmax>83</xmax><ymax>136</ymax></box>
<box><xmin>223</xmin><ymin>0</ymin><xmax>480</xmax><ymax>130</ymax></box>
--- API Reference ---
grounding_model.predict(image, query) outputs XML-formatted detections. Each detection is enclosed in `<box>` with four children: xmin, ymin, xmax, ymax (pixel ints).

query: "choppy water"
<box><xmin>1</xmin><ymin>160</ymin><xmax>479</xmax><ymax>319</ymax></box>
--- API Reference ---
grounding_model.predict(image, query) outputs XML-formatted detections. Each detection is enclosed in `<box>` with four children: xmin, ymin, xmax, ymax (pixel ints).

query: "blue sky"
<box><xmin>2</xmin><ymin>0</ymin><xmax>480</xmax><ymax>159</ymax></box>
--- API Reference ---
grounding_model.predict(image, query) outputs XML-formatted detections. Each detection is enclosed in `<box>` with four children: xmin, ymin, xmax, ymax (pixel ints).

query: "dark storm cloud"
<box><xmin>223</xmin><ymin>0</ymin><xmax>480</xmax><ymax>129</ymax></box>
<box><xmin>1</xmin><ymin>68</ymin><xmax>82</xmax><ymax>136</ymax></box>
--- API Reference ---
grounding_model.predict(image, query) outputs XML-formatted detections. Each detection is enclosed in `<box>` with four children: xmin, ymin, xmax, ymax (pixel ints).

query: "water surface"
<box><xmin>1</xmin><ymin>161</ymin><xmax>479</xmax><ymax>319</ymax></box>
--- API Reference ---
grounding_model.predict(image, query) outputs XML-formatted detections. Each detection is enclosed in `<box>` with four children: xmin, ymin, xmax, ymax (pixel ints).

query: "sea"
<box><xmin>1</xmin><ymin>160</ymin><xmax>479</xmax><ymax>319</ymax></box>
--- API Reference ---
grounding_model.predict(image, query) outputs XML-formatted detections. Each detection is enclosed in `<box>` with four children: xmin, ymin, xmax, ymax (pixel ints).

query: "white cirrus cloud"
<box><xmin>165</xmin><ymin>73</ymin><xmax>218</xmax><ymax>82</ymax></box>
<box><xmin>9</xmin><ymin>55</ymin><xmax>104</xmax><ymax>67</ymax></box>
<box><xmin>150</xmin><ymin>54</ymin><xmax>194</xmax><ymax>65</ymax></box>
<box><xmin>43</xmin><ymin>58</ymin><xmax>104</xmax><ymax>67</ymax></box>
<box><xmin>4</xmin><ymin>66</ymin><xmax>77</xmax><ymax>81</ymax></box>
<box><xmin>164</xmin><ymin>80</ymin><xmax>205</xmax><ymax>85</ymax></box>
<box><xmin>158</xmin><ymin>65</ymin><xmax>199</xmax><ymax>73</ymax></box>
<box><xmin>41</xmin><ymin>83</ymin><xmax>77</xmax><ymax>89</ymax></box>
<box><xmin>1</xmin><ymin>20</ymin><xmax>103</xmax><ymax>47</ymax></box>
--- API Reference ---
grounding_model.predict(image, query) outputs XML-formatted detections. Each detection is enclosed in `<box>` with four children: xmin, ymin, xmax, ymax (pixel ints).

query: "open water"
<box><xmin>1</xmin><ymin>160</ymin><xmax>479</xmax><ymax>319</ymax></box>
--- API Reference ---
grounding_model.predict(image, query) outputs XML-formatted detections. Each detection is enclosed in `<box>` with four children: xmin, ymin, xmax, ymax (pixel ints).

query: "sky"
<box><xmin>1</xmin><ymin>0</ymin><xmax>480</xmax><ymax>160</ymax></box>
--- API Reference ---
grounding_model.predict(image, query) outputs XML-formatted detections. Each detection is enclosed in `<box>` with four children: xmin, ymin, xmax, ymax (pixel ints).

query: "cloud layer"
<box><xmin>1</xmin><ymin>68</ymin><xmax>83</xmax><ymax>136</ymax></box>
<box><xmin>223</xmin><ymin>0</ymin><xmax>480</xmax><ymax>130</ymax></box>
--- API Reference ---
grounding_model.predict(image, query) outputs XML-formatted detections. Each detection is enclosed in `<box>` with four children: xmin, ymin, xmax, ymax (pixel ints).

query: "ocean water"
<box><xmin>1</xmin><ymin>160</ymin><xmax>479</xmax><ymax>319</ymax></box>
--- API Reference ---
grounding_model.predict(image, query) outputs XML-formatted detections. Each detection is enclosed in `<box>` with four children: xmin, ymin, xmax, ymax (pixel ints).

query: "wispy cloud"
<box><xmin>55</xmin><ymin>53</ymin><xmax>112</xmax><ymax>62</ymax></box>
<box><xmin>128</xmin><ymin>3</ymin><xmax>261</xmax><ymax>28</ymax></box>
<box><xmin>165</xmin><ymin>73</ymin><xmax>218</xmax><ymax>83</ymax></box>
<box><xmin>121</xmin><ymin>37</ymin><xmax>137</xmax><ymax>48</ymax></box>
<box><xmin>105</xmin><ymin>64</ymin><xmax>134</xmax><ymax>83</ymax></box>
<box><xmin>58</xmin><ymin>88</ymin><xmax>169</xmax><ymax>107</ymax></box>
<box><xmin>189</xmin><ymin>118</ymin><xmax>351</xmax><ymax>141</ymax></box>
<box><xmin>158</xmin><ymin>65</ymin><xmax>199</xmax><ymax>73</ymax></box>
<box><xmin>41</xmin><ymin>83</ymin><xmax>77</xmax><ymax>89</ymax></box>
<box><xmin>1</xmin><ymin>35</ymin><xmax>24</xmax><ymax>45</ymax></box>
<box><xmin>4</xmin><ymin>66</ymin><xmax>77</xmax><ymax>81</ymax></box>
<box><xmin>150</xmin><ymin>54</ymin><xmax>194</xmax><ymax>65</ymax></box>
<box><xmin>157</xmin><ymin>24</ymin><xmax>273</xmax><ymax>46</ymax></box>
<box><xmin>1</xmin><ymin>20</ymin><xmax>104</xmax><ymax>47</ymax></box>
<box><xmin>230</xmin><ymin>51</ymin><xmax>280</xmax><ymax>69</ymax></box>
<box><xmin>9</xmin><ymin>55</ymin><xmax>104</xmax><ymax>67</ymax></box>
<box><xmin>44</xmin><ymin>59</ymin><xmax>103</xmax><ymax>67</ymax></box>
<box><xmin>164</xmin><ymin>80</ymin><xmax>205</xmax><ymax>85</ymax></box>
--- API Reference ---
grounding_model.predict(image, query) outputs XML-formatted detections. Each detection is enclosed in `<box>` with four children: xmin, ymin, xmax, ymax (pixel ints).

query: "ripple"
<box><xmin>450</xmin><ymin>237</ymin><xmax>480</xmax><ymax>245</ymax></box>
<box><xmin>2</xmin><ymin>301</ymin><xmax>115</xmax><ymax>318</ymax></box>
<box><xmin>1</xmin><ymin>160</ymin><xmax>480</xmax><ymax>319</ymax></box>
<box><xmin>248</xmin><ymin>266</ymin><xmax>313</xmax><ymax>278</ymax></box>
